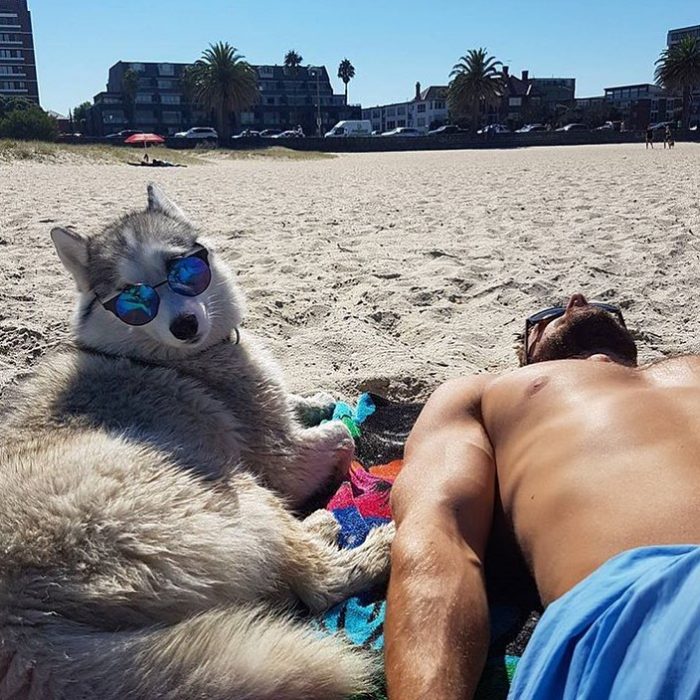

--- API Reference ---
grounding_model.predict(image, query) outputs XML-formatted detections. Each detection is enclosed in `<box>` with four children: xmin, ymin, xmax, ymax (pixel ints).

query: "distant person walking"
<box><xmin>664</xmin><ymin>125</ymin><xmax>675</xmax><ymax>149</ymax></box>
<box><xmin>645</xmin><ymin>126</ymin><xmax>654</xmax><ymax>149</ymax></box>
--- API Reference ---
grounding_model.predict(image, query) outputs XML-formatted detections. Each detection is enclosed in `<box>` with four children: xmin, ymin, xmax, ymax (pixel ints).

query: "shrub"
<box><xmin>0</xmin><ymin>105</ymin><xmax>59</xmax><ymax>141</ymax></box>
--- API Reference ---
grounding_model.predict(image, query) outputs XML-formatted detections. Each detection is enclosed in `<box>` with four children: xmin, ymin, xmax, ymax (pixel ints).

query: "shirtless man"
<box><xmin>385</xmin><ymin>293</ymin><xmax>700</xmax><ymax>699</ymax></box>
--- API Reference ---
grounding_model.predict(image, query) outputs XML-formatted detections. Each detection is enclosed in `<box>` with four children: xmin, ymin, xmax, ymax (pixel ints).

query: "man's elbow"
<box><xmin>391</xmin><ymin>516</ymin><xmax>484</xmax><ymax>582</ymax></box>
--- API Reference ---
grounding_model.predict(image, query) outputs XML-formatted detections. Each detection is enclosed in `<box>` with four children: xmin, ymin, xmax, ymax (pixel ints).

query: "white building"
<box><xmin>362</xmin><ymin>82</ymin><xmax>448</xmax><ymax>132</ymax></box>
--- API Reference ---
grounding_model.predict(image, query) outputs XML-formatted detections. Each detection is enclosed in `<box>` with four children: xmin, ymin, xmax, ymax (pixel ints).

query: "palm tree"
<box><xmin>448</xmin><ymin>48</ymin><xmax>505</xmax><ymax>131</ymax></box>
<box><xmin>121</xmin><ymin>68</ymin><xmax>139</xmax><ymax>129</ymax></box>
<box><xmin>337</xmin><ymin>58</ymin><xmax>356</xmax><ymax>103</ymax></box>
<box><xmin>284</xmin><ymin>50</ymin><xmax>304</xmax><ymax>75</ymax></box>
<box><xmin>655</xmin><ymin>36</ymin><xmax>700</xmax><ymax>129</ymax></box>
<box><xmin>188</xmin><ymin>42</ymin><xmax>259</xmax><ymax>141</ymax></box>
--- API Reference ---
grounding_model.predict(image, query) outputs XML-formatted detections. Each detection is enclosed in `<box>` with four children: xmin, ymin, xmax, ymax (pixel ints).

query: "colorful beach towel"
<box><xmin>315</xmin><ymin>393</ymin><xmax>541</xmax><ymax>700</ymax></box>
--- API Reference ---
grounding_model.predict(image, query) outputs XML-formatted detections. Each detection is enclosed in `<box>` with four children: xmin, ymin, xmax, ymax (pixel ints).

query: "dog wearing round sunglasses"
<box><xmin>0</xmin><ymin>185</ymin><xmax>392</xmax><ymax>699</ymax></box>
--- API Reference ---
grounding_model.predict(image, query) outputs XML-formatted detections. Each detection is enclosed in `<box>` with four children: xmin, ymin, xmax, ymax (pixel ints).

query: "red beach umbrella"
<box><xmin>124</xmin><ymin>133</ymin><xmax>165</xmax><ymax>145</ymax></box>
<box><xmin>124</xmin><ymin>133</ymin><xmax>165</xmax><ymax>156</ymax></box>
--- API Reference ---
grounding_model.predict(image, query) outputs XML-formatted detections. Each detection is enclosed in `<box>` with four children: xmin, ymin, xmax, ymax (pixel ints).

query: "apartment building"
<box><xmin>362</xmin><ymin>82</ymin><xmax>448</xmax><ymax>133</ymax></box>
<box><xmin>604</xmin><ymin>83</ymin><xmax>682</xmax><ymax>129</ymax></box>
<box><xmin>88</xmin><ymin>60</ymin><xmax>357</xmax><ymax>137</ymax></box>
<box><xmin>0</xmin><ymin>0</ymin><xmax>39</xmax><ymax>103</ymax></box>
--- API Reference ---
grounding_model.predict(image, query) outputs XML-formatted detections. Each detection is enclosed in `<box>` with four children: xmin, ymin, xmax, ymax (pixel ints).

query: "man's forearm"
<box><xmin>384</xmin><ymin>528</ymin><xmax>490</xmax><ymax>700</ymax></box>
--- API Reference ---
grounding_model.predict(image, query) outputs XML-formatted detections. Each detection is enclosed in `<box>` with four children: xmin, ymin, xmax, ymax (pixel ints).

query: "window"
<box><xmin>387</xmin><ymin>107</ymin><xmax>396</xmax><ymax>116</ymax></box>
<box><xmin>0</xmin><ymin>33</ymin><xmax>20</xmax><ymax>42</ymax></box>
<box><xmin>417</xmin><ymin>103</ymin><xmax>426</xmax><ymax>112</ymax></box>
<box><xmin>158</xmin><ymin>63</ymin><xmax>175</xmax><ymax>76</ymax></box>
<box><xmin>135</xmin><ymin>110</ymin><xmax>156</xmax><ymax>123</ymax></box>
<box><xmin>157</xmin><ymin>79</ymin><xmax>175</xmax><ymax>89</ymax></box>
<box><xmin>240</xmin><ymin>111</ymin><xmax>255</xmax><ymax>125</ymax></box>
<box><xmin>0</xmin><ymin>49</ymin><xmax>22</xmax><ymax>59</ymax></box>
<box><xmin>266</xmin><ymin>97</ymin><xmax>275</xmax><ymax>105</ymax></box>
<box><xmin>258</xmin><ymin>66</ymin><xmax>274</xmax><ymax>77</ymax></box>
<box><xmin>509</xmin><ymin>97</ymin><xmax>522</xmax><ymax>106</ymax></box>
<box><xmin>0</xmin><ymin>65</ymin><xmax>21</xmax><ymax>75</ymax></box>
<box><xmin>135</xmin><ymin>93</ymin><xmax>153</xmax><ymax>103</ymax></box>
<box><xmin>0</xmin><ymin>80</ymin><xmax>26</xmax><ymax>91</ymax></box>
<box><xmin>161</xmin><ymin>94</ymin><xmax>180</xmax><ymax>104</ymax></box>
<box><xmin>130</xmin><ymin>63</ymin><xmax>145</xmax><ymax>72</ymax></box>
<box><xmin>162</xmin><ymin>111</ymin><xmax>181</xmax><ymax>124</ymax></box>
<box><xmin>0</xmin><ymin>15</ymin><xmax>19</xmax><ymax>26</ymax></box>
<box><xmin>417</xmin><ymin>117</ymin><xmax>425</xmax><ymax>127</ymax></box>
<box><xmin>102</xmin><ymin>109</ymin><xmax>126</xmax><ymax>124</ymax></box>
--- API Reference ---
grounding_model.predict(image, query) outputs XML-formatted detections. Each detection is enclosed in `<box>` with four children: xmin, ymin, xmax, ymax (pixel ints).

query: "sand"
<box><xmin>2</xmin><ymin>143</ymin><xmax>700</xmax><ymax>402</ymax></box>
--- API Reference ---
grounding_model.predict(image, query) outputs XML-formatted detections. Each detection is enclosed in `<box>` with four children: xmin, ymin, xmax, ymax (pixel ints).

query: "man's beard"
<box><xmin>529</xmin><ymin>307</ymin><xmax>637</xmax><ymax>365</ymax></box>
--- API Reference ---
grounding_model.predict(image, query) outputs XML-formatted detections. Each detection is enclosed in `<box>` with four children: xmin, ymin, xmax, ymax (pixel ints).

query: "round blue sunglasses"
<box><xmin>97</xmin><ymin>245</ymin><xmax>211</xmax><ymax>326</ymax></box>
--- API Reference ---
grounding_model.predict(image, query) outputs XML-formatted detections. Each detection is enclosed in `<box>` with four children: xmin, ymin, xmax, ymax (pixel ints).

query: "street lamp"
<box><xmin>310</xmin><ymin>66</ymin><xmax>322</xmax><ymax>136</ymax></box>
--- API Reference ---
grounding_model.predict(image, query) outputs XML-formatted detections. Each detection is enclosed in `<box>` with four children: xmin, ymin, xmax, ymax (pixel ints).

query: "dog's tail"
<box><xmin>18</xmin><ymin>607</ymin><xmax>378</xmax><ymax>699</ymax></box>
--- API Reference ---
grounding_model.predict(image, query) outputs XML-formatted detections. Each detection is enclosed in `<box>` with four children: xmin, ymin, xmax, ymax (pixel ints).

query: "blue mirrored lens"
<box><xmin>114</xmin><ymin>285</ymin><xmax>159</xmax><ymax>325</ymax></box>
<box><xmin>168</xmin><ymin>255</ymin><xmax>211</xmax><ymax>296</ymax></box>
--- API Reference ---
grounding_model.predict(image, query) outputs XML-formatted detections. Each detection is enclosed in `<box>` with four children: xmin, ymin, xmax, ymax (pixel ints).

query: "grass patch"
<box><xmin>0</xmin><ymin>140</ymin><xmax>199</xmax><ymax>165</ymax></box>
<box><xmin>208</xmin><ymin>146</ymin><xmax>335</xmax><ymax>161</ymax></box>
<box><xmin>0</xmin><ymin>140</ymin><xmax>333</xmax><ymax>165</ymax></box>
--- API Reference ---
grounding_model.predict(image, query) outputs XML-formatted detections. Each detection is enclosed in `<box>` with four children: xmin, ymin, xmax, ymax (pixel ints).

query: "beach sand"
<box><xmin>2</xmin><ymin>143</ymin><xmax>700</xmax><ymax>401</ymax></box>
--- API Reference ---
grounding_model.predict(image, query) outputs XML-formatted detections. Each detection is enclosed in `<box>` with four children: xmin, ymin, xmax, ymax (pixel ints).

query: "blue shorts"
<box><xmin>508</xmin><ymin>545</ymin><xmax>700</xmax><ymax>699</ymax></box>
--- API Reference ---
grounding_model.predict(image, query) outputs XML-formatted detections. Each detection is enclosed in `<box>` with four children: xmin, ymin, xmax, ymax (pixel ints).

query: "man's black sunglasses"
<box><xmin>97</xmin><ymin>245</ymin><xmax>211</xmax><ymax>326</ymax></box>
<box><xmin>524</xmin><ymin>302</ymin><xmax>626</xmax><ymax>364</ymax></box>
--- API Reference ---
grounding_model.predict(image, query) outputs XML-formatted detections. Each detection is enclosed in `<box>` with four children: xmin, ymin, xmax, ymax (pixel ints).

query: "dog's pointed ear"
<box><xmin>147</xmin><ymin>183</ymin><xmax>189</xmax><ymax>223</ymax></box>
<box><xmin>51</xmin><ymin>227</ymin><xmax>91</xmax><ymax>292</ymax></box>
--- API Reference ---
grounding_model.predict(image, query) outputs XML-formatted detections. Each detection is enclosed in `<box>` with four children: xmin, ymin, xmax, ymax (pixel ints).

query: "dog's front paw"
<box><xmin>304</xmin><ymin>509</ymin><xmax>342</xmax><ymax>545</ymax></box>
<box><xmin>292</xmin><ymin>391</ymin><xmax>337</xmax><ymax>426</ymax></box>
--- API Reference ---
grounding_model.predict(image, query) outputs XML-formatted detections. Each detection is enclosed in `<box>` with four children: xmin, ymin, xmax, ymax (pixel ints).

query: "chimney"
<box><xmin>415</xmin><ymin>81</ymin><xmax>421</xmax><ymax>100</ymax></box>
<box><xmin>521</xmin><ymin>70</ymin><xmax>529</xmax><ymax>82</ymax></box>
<box><xmin>502</xmin><ymin>66</ymin><xmax>509</xmax><ymax>78</ymax></box>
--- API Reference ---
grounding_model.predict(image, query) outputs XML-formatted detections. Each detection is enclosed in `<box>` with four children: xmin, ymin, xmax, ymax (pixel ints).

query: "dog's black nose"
<box><xmin>170</xmin><ymin>314</ymin><xmax>198</xmax><ymax>340</ymax></box>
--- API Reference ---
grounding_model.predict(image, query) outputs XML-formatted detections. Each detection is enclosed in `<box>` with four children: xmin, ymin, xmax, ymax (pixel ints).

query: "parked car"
<box><xmin>259</xmin><ymin>129</ymin><xmax>282</xmax><ymax>138</ymax></box>
<box><xmin>271</xmin><ymin>130</ymin><xmax>305</xmax><ymax>139</ymax></box>
<box><xmin>516</xmin><ymin>124</ymin><xmax>547</xmax><ymax>133</ymax></box>
<box><xmin>232</xmin><ymin>129</ymin><xmax>260</xmax><ymax>139</ymax></box>
<box><xmin>325</xmin><ymin>119</ymin><xmax>373</xmax><ymax>137</ymax></box>
<box><xmin>427</xmin><ymin>124</ymin><xmax>464</xmax><ymax>136</ymax></box>
<box><xmin>595</xmin><ymin>120</ymin><xmax>622</xmax><ymax>131</ymax></box>
<box><xmin>380</xmin><ymin>127</ymin><xmax>423</xmax><ymax>137</ymax></box>
<box><xmin>649</xmin><ymin>121</ymin><xmax>674</xmax><ymax>132</ymax></box>
<box><xmin>104</xmin><ymin>129</ymin><xmax>144</xmax><ymax>140</ymax></box>
<box><xmin>556</xmin><ymin>123</ymin><xmax>588</xmax><ymax>132</ymax></box>
<box><xmin>173</xmin><ymin>127</ymin><xmax>219</xmax><ymax>140</ymax></box>
<box><xmin>477</xmin><ymin>123</ymin><xmax>510</xmax><ymax>135</ymax></box>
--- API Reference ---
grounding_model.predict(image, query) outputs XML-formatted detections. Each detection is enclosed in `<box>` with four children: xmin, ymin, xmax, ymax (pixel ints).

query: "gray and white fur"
<box><xmin>0</xmin><ymin>185</ymin><xmax>392</xmax><ymax>699</ymax></box>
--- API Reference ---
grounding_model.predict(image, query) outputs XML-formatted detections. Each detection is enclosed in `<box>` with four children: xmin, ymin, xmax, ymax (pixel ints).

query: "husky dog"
<box><xmin>0</xmin><ymin>185</ymin><xmax>393</xmax><ymax>699</ymax></box>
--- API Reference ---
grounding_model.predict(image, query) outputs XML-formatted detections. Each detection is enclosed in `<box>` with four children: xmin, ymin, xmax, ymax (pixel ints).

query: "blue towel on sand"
<box><xmin>508</xmin><ymin>545</ymin><xmax>700</xmax><ymax>700</ymax></box>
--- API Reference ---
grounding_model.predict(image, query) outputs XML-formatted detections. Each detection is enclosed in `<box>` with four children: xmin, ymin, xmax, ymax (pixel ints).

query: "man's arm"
<box><xmin>385</xmin><ymin>376</ymin><xmax>495</xmax><ymax>700</ymax></box>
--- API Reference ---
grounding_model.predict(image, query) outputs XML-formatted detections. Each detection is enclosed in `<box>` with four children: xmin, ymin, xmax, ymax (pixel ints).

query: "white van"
<box><xmin>325</xmin><ymin>120</ymin><xmax>373</xmax><ymax>137</ymax></box>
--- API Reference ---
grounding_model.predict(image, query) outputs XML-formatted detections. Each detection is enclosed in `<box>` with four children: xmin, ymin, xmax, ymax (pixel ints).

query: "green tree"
<box><xmin>72</xmin><ymin>100</ymin><xmax>92</xmax><ymax>132</ymax></box>
<box><xmin>188</xmin><ymin>42</ymin><xmax>259</xmax><ymax>141</ymax></box>
<box><xmin>337</xmin><ymin>58</ymin><xmax>356</xmax><ymax>103</ymax></box>
<box><xmin>0</xmin><ymin>104</ymin><xmax>59</xmax><ymax>140</ymax></box>
<box><xmin>655</xmin><ymin>36</ymin><xmax>700</xmax><ymax>129</ymax></box>
<box><xmin>121</xmin><ymin>68</ymin><xmax>139</xmax><ymax>128</ymax></box>
<box><xmin>0</xmin><ymin>95</ymin><xmax>34</xmax><ymax>118</ymax></box>
<box><xmin>448</xmin><ymin>48</ymin><xmax>505</xmax><ymax>131</ymax></box>
<box><xmin>284</xmin><ymin>50</ymin><xmax>303</xmax><ymax>75</ymax></box>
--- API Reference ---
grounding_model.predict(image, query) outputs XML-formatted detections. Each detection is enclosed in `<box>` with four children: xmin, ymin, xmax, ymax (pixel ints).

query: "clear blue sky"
<box><xmin>31</xmin><ymin>0</ymin><xmax>699</xmax><ymax>115</ymax></box>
